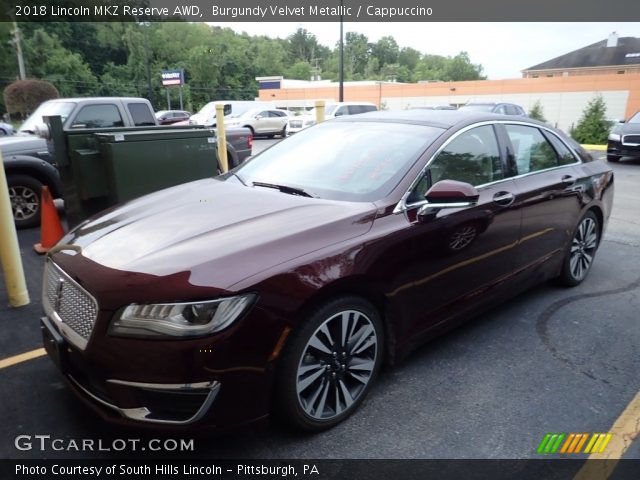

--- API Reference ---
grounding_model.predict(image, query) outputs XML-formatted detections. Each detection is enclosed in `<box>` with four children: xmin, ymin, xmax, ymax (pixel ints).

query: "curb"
<box><xmin>581</xmin><ymin>144</ymin><xmax>607</xmax><ymax>151</ymax></box>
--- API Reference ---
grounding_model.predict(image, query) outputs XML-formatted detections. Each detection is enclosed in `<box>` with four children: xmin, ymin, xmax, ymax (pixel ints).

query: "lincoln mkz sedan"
<box><xmin>41</xmin><ymin>110</ymin><xmax>614</xmax><ymax>432</ymax></box>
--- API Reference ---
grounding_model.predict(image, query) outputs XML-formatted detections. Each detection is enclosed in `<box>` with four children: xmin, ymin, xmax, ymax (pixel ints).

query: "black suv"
<box><xmin>607</xmin><ymin>111</ymin><xmax>640</xmax><ymax>162</ymax></box>
<box><xmin>459</xmin><ymin>102</ymin><xmax>527</xmax><ymax>116</ymax></box>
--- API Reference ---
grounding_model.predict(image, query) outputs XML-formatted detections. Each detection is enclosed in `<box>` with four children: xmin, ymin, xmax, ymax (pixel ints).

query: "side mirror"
<box><xmin>417</xmin><ymin>180</ymin><xmax>479</xmax><ymax>222</ymax></box>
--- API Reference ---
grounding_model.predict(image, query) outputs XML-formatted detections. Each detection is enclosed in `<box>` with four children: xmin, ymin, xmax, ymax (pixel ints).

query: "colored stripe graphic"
<box><xmin>538</xmin><ymin>433</ymin><xmax>612</xmax><ymax>454</ymax></box>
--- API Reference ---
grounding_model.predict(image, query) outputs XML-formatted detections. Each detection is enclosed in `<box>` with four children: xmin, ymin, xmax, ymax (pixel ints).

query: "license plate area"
<box><xmin>41</xmin><ymin>316</ymin><xmax>69</xmax><ymax>372</ymax></box>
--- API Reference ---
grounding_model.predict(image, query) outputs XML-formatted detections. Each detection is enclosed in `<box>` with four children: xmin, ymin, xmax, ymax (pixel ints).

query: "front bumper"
<box><xmin>40</xmin><ymin>307</ymin><xmax>281</xmax><ymax>430</ymax></box>
<box><xmin>607</xmin><ymin>140</ymin><xmax>640</xmax><ymax>158</ymax></box>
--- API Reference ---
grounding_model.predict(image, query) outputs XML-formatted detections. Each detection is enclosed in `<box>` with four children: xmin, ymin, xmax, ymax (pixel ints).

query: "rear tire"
<box><xmin>276</xmin><ymin>297</ymin><xmax>384</xmax><ymax>431</ymax></box>
<box><xmin>7</xmin><ymin>174</ymin><xmax>42</xmax><ymax>229</ymax></box>
<box><xmin>558</xmin><ymin>211</ymin><xmax>600</xmax><ymax>287</ymax></box>
<box><xmin>606</xmin><ymin>154</ymin><xmax>620</xmax><ymax>162</ymax></box>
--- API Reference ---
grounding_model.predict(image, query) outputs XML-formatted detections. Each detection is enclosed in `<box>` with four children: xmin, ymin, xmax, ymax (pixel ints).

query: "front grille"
<box><xmin>623</xmin><ymin>134</ymin><xmax>640</xmax><ymax>145</ymax></box>
<box><xmin>42</xmin><ymin>259</ymin><xmax>98</xmax><ymax>350</ymax></box>
<box><xmin>290</xmin><ymin>120</ymin><xmax>302</xmax><ymax>128</ymax></box>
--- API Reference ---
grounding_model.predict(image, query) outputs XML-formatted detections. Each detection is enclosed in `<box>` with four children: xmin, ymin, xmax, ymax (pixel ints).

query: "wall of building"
<box><xmin>523</xmin><ymin>67</ymin><xmax>640</xmax><ymax>78</ymax></box>
<box><xmin>260</xmin><ymin>73</ymin><xmax>640</xmax><ymax>133</ymax></box>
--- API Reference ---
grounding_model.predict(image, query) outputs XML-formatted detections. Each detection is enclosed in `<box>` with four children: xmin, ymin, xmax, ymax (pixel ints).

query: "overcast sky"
<box><xmin>209</xmin><ymin>22</ymin><xmax>640</xmax><ymax>79</ymax></box>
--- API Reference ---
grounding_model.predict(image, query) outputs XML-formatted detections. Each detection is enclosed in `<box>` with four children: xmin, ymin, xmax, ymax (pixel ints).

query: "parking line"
<box><xmin>574</xmin><ymin>390</ymin><xmax>640</xmax><ymax>479</ymax></box>
<box><xmin>0</xmin><ymin>348</ymin><xmax>46</xmax><ymax>370</ymax></box>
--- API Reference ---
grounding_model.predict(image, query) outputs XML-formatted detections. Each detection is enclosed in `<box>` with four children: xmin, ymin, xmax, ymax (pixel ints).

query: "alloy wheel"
<box><xmin>569</xmin><ymin>216</ymin><xmax>598</xmax><ymax>281</ymax></box>
<box><xmin>9</xmin><ymin>185</ymin><xmax>39</xmax><ymax>221</ymax></box>
<box><xmin>296</xmin><ymin>309</ymin><xmax>378</xmax><ymax>421</ymax></box>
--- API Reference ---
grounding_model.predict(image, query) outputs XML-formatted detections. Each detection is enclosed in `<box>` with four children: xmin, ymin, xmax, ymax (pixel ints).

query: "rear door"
<box><xmin>500</xmin><ymin>123</ymin><xmax>584</xmax><ymax>275</ymax></box>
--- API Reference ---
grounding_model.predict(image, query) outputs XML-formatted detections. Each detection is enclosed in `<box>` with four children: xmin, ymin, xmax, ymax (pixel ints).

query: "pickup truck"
<box><xmin>1</xmin><ymin>97</ymin><xmax>252</xmax><ymax>228</ymax></box>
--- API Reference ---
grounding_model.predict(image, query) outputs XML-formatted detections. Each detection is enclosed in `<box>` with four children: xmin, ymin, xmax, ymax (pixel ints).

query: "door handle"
<box><xmin>493</xmin><ymin>191</ymin><xmax>515</xmax><ymax>206</ymax></box>
<box><xmin>561</xmin><ymin>175</ymin><xmax>576</xmax><ymax>186</ymax></box>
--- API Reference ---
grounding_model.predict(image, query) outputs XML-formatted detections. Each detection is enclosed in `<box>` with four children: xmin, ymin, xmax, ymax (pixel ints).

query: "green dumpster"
<box><xmin>95</xmin><ymin>128</ymin><xmax>219</xmax><ymax>204</ymax></box>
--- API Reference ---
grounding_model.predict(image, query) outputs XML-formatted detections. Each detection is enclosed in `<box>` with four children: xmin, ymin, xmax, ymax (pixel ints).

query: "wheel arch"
<box><xmin>289</xmin><ymin>276</ymin><xmax>399</xmax><ymax>367</ymax></box>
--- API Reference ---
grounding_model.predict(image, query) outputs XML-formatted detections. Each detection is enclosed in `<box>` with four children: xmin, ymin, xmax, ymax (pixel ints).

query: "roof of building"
<box><xmin>523</xmin><ymin>35</ymin><xmax>640</xmax><ymax>72</ymax></box>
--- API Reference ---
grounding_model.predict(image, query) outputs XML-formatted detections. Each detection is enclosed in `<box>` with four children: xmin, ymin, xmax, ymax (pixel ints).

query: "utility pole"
<box><xmin>11</xmin><ymin>21</ymin><xmax>26</xmax><ymax>80</ymax></box>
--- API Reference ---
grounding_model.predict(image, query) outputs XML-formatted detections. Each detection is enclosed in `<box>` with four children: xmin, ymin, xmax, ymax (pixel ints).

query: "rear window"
<box><xmin>128</xmin><ymin>103</ymin><xmax>156</xmax><ymax>126</ymax></box>
<box><xmin>72</xmin><ymin>104</ymin><xmax>124</xmax><ymax>128</ymax></box>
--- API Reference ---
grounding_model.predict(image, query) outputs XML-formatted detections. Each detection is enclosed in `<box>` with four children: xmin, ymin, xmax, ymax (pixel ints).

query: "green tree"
<box><xmin>371</xmin><ymin>36</ymin><xmax>399</xmax><ymax>68</ymax></box>
<box><xmin>344</xmin><ymin>32</ymin><xmax>370</xmax><ymax>78</ymax></box>
<box><xmin>528</xmin><ymin>100</ymin><xmax>547</xmax><ymax>122</ymax></box>
<box><xmin>22</xmin><ymin>29</ymin><xmax>98</xmax><ymax>96</ymax></box>
<box><xmin>570</xmin><ymin>95</ymin><xmax>610</xmax><ymax>144</ymax></box>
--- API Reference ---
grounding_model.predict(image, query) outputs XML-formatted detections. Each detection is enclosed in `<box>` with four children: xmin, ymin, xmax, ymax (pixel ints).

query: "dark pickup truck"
<box><xmin>1</xmin><ymin>97</ymin><xmax>252</xmax><ymax>228</ymax></box>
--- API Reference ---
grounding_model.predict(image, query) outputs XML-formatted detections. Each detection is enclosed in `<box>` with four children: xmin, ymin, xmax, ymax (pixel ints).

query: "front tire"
<box><xmin>276</xmin><ymin>297</ymin><xmax>384</xmax><ymax>431</ymax></box>
<box><xmin>558</xmin><ymin>211</ymin><xmax>600</xmax><ymax>287</ymax></box>
<box><xmin>7</xmin><ymin>174</ymin><xmax>42</xmax><ymax>229</ymax></box>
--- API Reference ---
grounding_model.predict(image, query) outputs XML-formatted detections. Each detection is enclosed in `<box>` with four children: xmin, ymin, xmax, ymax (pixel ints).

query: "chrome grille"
<box><xmin>290</xmin><ymin>120</ymin><xmax>302</xmax><ymax>128</ymax></box>
<box><xmin>42</xmin><ymin>259</ymin><xmax>98</xmax><ymax>350</ymax></box>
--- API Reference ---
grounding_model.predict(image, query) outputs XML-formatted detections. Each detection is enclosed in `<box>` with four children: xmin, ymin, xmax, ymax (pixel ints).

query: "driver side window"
<box><xmin>407</xmin><ymin>125</ymin><xmax>502</xmax><ymax>204</ymax></box>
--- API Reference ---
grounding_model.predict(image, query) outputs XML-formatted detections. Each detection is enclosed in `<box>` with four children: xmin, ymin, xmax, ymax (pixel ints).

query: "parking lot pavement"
<box><xmin>0</xmin><ymin>153</ymin><xmax>638</xmax><ymax>460</ymax></box>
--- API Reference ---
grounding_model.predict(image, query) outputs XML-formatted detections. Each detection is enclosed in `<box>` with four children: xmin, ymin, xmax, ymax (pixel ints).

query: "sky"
<box><xmin>209</xmin><ymin>22</ymin><xmax>640</xmax><ymax>79</ymax></box>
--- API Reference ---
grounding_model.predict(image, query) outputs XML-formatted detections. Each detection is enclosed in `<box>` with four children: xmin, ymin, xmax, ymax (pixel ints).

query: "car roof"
<box><xmin>335</xmin><ymin>109</ymin><xmax>543</xmax><ymax>129</ymax></box>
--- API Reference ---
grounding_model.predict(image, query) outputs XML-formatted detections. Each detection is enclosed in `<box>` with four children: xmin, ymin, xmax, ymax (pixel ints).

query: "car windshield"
<box><xmin>155</xmin><ymin>111</ymin><xmax>168</xmax><ymax>116</ymax></box>
<box><xmin>459</xmin><ymin>104</ymin><xmax>495</xmax><ymax>112</ymax></box>
<box><xmin>19</xmin><ymin>101</ymin><xmax>76</xmax><ymax>133</ymax></box>
<box><xmin>235</xmin><ymin>121</ymin><xmax>443</xmax><ymax>202</ymax></box>
<box><xmin>628</xmin><ymin>112</ymin><xmax>640</xmax><ymax>123</ymax></box>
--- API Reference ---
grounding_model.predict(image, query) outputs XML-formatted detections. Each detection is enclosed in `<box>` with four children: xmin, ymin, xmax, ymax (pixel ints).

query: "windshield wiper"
<box><xmin>252</xmin><ymin>181</ymin><xmax>316</xmax><ymax>198</ymax></box>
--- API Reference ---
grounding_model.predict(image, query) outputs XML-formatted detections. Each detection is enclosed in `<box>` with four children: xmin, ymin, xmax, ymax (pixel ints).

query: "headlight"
<box><xmin>109</xmin><ymin>294</ymin><xmax>256</xmax><ymax>338</ymax></box>
<box><xmin>608</xmin><ymin>133</ymin><xmax>621</xmax><ymax>142</ymax></box>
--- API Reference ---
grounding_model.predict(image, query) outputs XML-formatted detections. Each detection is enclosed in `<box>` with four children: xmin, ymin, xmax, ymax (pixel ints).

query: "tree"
<box><xmin>528</xmin><ymin>101</ymin><xmax>547</xmax><ymax>122</ymax></box>
<box><xmin>570</xmin><ymin>95</ymin><xmax>610</xmax><ymax>144</ymax></box>
<box><xmin>3</xmin><ymin>79</ymin><xmax>59</xmax><ymax>117</ymax></box>
<box><xmin>22</xmin><ymin>29</ymin><xmax>98</xmax><ymax>96</ymax></box>
<box><xmin>344</xmin><ymin>32</ymin><xmax>370</xmax><ymax>78</ymax></box>
<box><xmin>371</xmin><ymin>36</ymin><xmax>399</xmax><ymax>68</ymax></box>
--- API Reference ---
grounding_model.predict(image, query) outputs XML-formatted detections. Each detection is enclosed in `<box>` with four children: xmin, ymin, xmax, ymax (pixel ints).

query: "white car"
<box><xmin>287</xmin><ymin>102</ymin><xmax>377</xmax><ymax>135</ymax></box>
<box><xmin>224</xmin><ymin>108</ymin><xmax>289</xmax><ymax>138</ymax></box>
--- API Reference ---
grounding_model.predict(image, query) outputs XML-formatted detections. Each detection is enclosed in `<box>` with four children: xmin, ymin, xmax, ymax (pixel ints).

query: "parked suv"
<box><xmin>287</xmin><ymin>102</ymin><xmax>378</xmax><ymax>134</ymax></box>
<box><xmin>459</xmin><ymin>102</ymin><xmax>527</xmax><ymax>116</ymax></box>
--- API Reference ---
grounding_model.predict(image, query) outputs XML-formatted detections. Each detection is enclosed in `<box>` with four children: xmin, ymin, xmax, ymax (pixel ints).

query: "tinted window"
<box><xmin>236</xmin><ymin>121</ymin><xmax>442</xmax><ymax>202</ymax></box>
<box><xmin>361</xmin><ymin>105</ymin><xmax>377</xmax><ymax>113</ymax></box>
<box><xmin>73</xmin><ymin>105</ymin><xmax>123</xmax><ymax>128</ymax></box>
<box><xmin>127</xmin><ymin>103</ymin><xmax>155</xmax><ymax>126</ymax></box>
<box><xmin>334</xmin><ymin>107</ymin><xmax>348</xmax><ymax>117</ymax></box>
<box><xmin>505</xmin><ymin>125</ymin><xmax>559</xmax><ymax>174</ymax></box>
<box><xmin>429</xmin><ymin>125</ymin><xmax>503</xmax><ymax>187</ymax></box>
<box><xmin>544</xmin><ymin>131</ymin><xmax>578</xmax><ymax>166</ymax></box>
<box><xmin>496</xmin><ymin>105</ymin><xmax>507</xmax><ymax>114</ymax></box>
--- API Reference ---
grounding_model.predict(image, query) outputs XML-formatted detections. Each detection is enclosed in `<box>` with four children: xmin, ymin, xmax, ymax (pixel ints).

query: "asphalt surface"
<box><xmin>0</xmin><ymin>144</ymin><xmax>638</xmax><ymax>461</ymax></box>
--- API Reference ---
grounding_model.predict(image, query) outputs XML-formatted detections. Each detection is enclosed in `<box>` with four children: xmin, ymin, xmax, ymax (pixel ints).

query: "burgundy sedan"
<box><xmin>41</xmin><ymin>111</ymin><xmax>614</xmax><ymax>432</ymax></box>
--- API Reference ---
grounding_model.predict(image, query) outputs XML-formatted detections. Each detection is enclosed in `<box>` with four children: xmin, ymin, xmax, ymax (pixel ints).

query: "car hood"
<box><xmin>0</xmin><ymin>134</ymin><xmax>46</xmax><ymax>154</ymax></box>
<box><xmin>62</xmin><ymin>178</ymin><xmax>376</xmax><ymax>289</ymax></box>
<box><xmin>621</xmin><ymin>123</ymin><xmax>640</xmax><ymax>135</ymax></box>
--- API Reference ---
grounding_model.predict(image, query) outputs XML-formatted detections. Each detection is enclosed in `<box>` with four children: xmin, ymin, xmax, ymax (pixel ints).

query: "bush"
<box><xmin>3</xmin><ymin>79</ymin><xmax>59</xmax><ymax>119</ymax></box>
<box><xmin>528</xmin><ymin>100</ymin><xmax>547</xmax><ymax>123</ymax></box>
<box><xmin>570</xmin><ymin>95</ymin><xmax>610</xmax><ymax>144</ymax></box>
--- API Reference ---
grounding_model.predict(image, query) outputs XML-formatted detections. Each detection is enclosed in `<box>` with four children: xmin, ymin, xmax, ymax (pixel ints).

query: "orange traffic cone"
<box><xmin>33</xmin><ymin>186</ymin><xmax>65</xmax><ymax>254</ymax></box>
